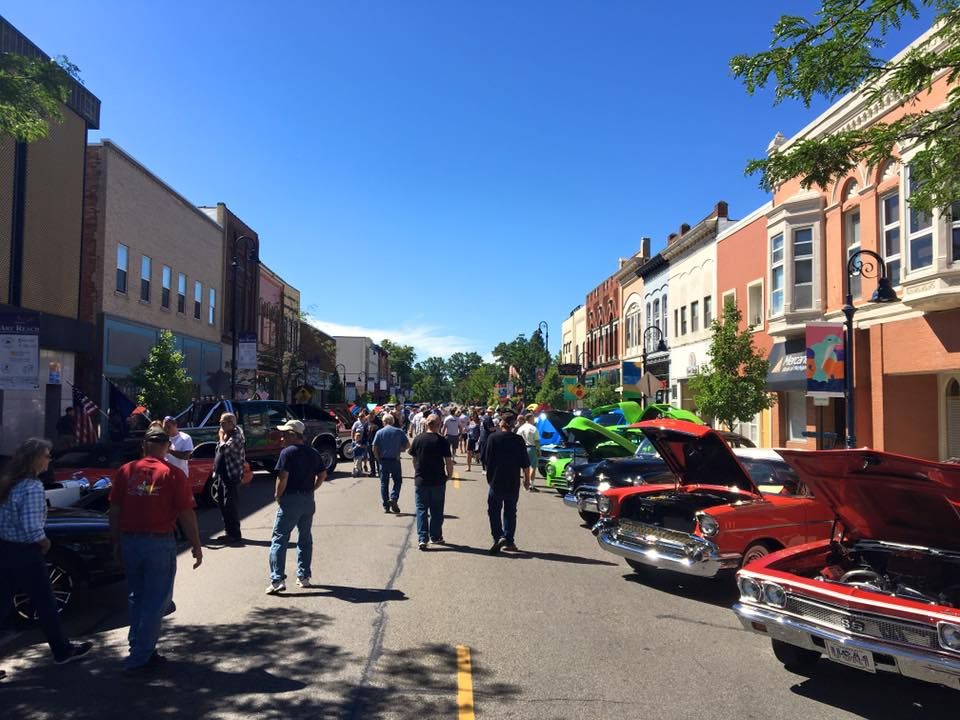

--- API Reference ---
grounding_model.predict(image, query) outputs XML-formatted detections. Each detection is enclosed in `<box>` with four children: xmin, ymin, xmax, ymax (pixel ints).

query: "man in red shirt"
<box><xmin>109</xmin><ymin>426</ymin><xmax>202</xmax><ymax>673</ymax></box>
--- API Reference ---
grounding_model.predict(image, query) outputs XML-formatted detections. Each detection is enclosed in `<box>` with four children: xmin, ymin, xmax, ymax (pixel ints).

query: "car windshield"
<box><xmin>593</xmin><ymin>414</ymin><xmax>621</xmax><ymax>427</ymax></box>
<box><xmin>738</xmin><ymin>459</ymin><xmax>800</xmax><ymax>494</ymax></box>
<box><xmin>633</xmin><ymin>438</ymin><xmax>660</xmax><ymax>458</ymax></box>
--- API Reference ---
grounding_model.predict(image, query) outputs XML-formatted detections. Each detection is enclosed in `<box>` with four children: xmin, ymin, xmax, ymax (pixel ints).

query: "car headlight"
<box><xmin>738</xmin><ymin>576</ymin><xmax>762</xmax><ymax>603</ymax></box>
<box><xmin>597</xmin><ymin>481</ymin><xmax>611</xmax><ymax>493</ymax></box>
<box><xmin>564</xmin><ymin>465</ymin><xmax>575</xmax><ymax>480</ymax></box>
<box><xmin>597</xmin><ymin>495</ymin><xmax>611</xmax><ymax>514</ymax></box>
<box><xmin>938</xmin><ymin>622</ymin><xmax>960</xmax><ymax>652</ymax></box>
<box><xmin>762</xmin><ymin>582</ymin><xmax>787</xmax><ymax>608</ymax></box>
<box><xmin>697</xmin><ymin>513</ymin><xmax>719</xmax><ymax>537</ymax></box>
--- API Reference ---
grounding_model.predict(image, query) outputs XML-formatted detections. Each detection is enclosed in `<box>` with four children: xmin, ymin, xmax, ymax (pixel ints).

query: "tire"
<box><xmin>340</xmin><ymin>441</ymin><xmax>354</xmax><ymax>461</ymax></box>
<box><xmin>771</xmin><ymin>639</ymin><xmax>821</xmax><ymax>673</ymax></box>
<box><xmin>14</xmin><ymin>552</ymin><xmax>80</xmax><ymax>621</ymax></box>
<box><xmin>314</xmin><ymin>440</ymin><xmax>338</xmax><ymax>473</ymax></box>
<box><xmin>625</xmin><ymin>559</ymin><xmax>651</xmax><ymax>576</ymax></box>
<box><xmin>742</xmin><ymin>542</ymin><xmax>778</xmax><ymax>568</ymax></box>
<box><xmin>578</xmin><ymin>511</ymin><xmax>599</xmax><ymax>525</ymax></box>
<box><xmin>202</xmin><ymin>475</ymin><xmax>221</xmax><ymax>508</ymax></box>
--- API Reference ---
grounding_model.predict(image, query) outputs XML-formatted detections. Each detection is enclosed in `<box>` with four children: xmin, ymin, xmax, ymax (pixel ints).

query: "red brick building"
<box><xmin>585</xmin><ymin>271</ymin><xmax>622</xmax><ymax>386</ymax></box>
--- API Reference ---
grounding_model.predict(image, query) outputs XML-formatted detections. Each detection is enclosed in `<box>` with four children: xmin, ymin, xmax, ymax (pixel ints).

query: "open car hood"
<box><xmin>631</xmin><ymin>419</ymin><xmax>759</xmax><ymax>494</ymax></box>
<box><xmin>563</xmin><ymin>417</ymin><xmax>636</xmax><ymax>460</ymax></box>
<box><xmin>777</xmin><ymin>449</ymin><xmax>960</xmax><ymax>551</ymax></box>
<box><xmin>589</xmin><ymin>401</ymin><xmax>644</xmax><ymax>426</ymax></box>
<box><xmin>639</xmin><ymin>403</ymin><xmax>705</xmax><ymax>424</ymax></box>
<box><xmin>537</xmin><ymin>411</ymin><xmax>575</xmax><ymax>446</ymax></box>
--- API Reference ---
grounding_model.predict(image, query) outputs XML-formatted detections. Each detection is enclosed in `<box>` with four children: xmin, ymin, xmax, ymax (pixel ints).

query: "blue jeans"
<box><xmin>269</xmin><ymin>492</ymin><xmax>315</xmax><ymax>582</ymax></box>
<box><xmin>488</xmin><ymin>484</ymin><xmax>519</xmax><ymax>543</ymax></box>
<box><xmin>379</xmin><ymin>458</ymin><xmax>403</xmax><ymax>507</ymax></box>
<box><xmin>122</xmin><ymin>534</ymin><xmax>177</xmax><ymax>669</ymax></box>
<box><xmin>414</xmin><ymin>483</ymin><xmax>446</xmax><ymax>542</ymax></box>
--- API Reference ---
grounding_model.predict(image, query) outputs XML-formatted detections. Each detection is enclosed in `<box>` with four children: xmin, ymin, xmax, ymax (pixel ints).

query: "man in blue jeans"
<box><xmin>372</xmin><ymin>413</ymin><xmax>409</xmax><ymax>514</ymax></box>
<box><xmin>409</xmin><ymin>414</ymin><xmax>453</xmax><ymax>550</ymax></box>
<box><xmin>482</xmin><ymin>415</ymin><xmax>532</xmax><ymax>555</ymax></box>
<box><xmin>266</xmin><ymin>420</ymin><xmax>326</xmax><ymax>594</ymax></box>
<box><xmin>109</xmin><ymin>427</ymin><xmax>203</xmax><ymax>673</ymax></box>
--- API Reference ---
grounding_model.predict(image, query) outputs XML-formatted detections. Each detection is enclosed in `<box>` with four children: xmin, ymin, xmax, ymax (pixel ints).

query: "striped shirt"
<box><xmin>0</xmin><ymin>478</ymin><xmax>47</xmax><ymax>543</ymax></box>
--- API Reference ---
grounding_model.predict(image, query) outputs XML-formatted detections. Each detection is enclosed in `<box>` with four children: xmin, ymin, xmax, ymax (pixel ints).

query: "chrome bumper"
<box><xmin>562</xmin><ymin>491</ymin><xmax>599</xmax><ymax>513</ymax></box>
<box><xmin>733</xmin><ymin>602</ymin><xmax>960</xmax><ymax>691</ymax></box>
<box><xmin>596</xmin><ymin>524</ymin><xmax>740</xmax><ymax>578</ymax></box>
<box><xmin>562</xmin><ymin>493</ymin><xmax>579</xmax><ymax>509</ymax></box>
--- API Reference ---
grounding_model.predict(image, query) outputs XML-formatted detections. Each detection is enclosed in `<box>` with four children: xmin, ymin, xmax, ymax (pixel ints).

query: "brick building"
<box><xmin>584</xmin><ymin>269</ymin><xmax>622</xmax><ymax>386</ymax></box>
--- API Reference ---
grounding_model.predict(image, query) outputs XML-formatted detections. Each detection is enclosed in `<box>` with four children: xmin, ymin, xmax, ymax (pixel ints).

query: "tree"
<box><xmin>583</xmin><ymin>377</ymin><xmax>620</xmax><ymax>407</ymax></box>
<box><xmin>535</xmin><ymin>365</ymin><xmax>566</xmax><ymax>408</ymax></box>
<box><xmin>446</xmin><ymin>351</ymin><xmax>483</xmax><ymax>380</ymax></box>
<box><xmin>380</xmin><ymin>339</ymin><xmax>416</xmax><ymax>388</ymax></box>
<box><xmin>129</xmin><ymin>330</ymin><xmax>194</xmax><ymax>418</ymax></box>
<box><xmin>0</xmin><ymin>53</ymin><xmax>80</xmax><ymax>143</ymax></box>
<box><xmin>412</xmin><ymin>375</ymin><xmax>446</xmax><ymax>403</ymax></box>
<box><xmin>491</xmin><ymin>328</ymin><xmax>550</xmax><ymax>398</ymax></box>
<box><xmin>688</xmin><ymin>298</ymin><xmax>776</xmax><ymax>431</ymax></box>
<box><xmin>731</xmin><ymin>1</ymin><xmax>960</xmax><ymax>212</ymax></box>
<box><xmin>327</xmin><ymin>370</ymin><xmax>345</xmax><ymax>403</ymax></box>
<box><xmin>453</xmin><ymin>364</ymin><xmax>499</xmax><ymax>405</ymax></box>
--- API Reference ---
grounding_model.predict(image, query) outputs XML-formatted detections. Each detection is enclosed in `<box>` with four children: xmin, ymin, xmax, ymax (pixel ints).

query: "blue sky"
<box><xmin>6</xmin><ymin>2</ymin><xmax>934</xmax><ymax>360</ymax></box>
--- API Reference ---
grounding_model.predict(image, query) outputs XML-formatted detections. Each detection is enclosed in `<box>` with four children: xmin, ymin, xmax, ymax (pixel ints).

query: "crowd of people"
<box><xmin>0</xmin><ymin>401</ymin><xmax>541</xmax><ymax>679</ymax></box>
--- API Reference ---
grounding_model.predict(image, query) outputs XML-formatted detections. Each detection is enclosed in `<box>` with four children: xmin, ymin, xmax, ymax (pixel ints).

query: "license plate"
<box><xmin>824</xmin><ymin>639</ymin><xmax>876</xmax><ymax>673</ymax></box>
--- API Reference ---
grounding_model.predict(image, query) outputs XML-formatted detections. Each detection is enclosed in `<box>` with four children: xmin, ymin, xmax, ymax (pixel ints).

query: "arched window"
<box><xmin>948</xmin><ymin>379</ymin><xmax>960</xmax><ymax>459</ymax></box>
<box><xmin>841</xmin><ymin>179</ymin><xmax>859</xmax><ymax>203</ymax></box>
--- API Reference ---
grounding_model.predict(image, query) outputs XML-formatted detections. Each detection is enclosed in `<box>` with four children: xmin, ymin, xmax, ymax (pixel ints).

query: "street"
<box><xmin>2</xmin><ymin>458</ymin><xmax>955</xmax><ymax>720</ymax></box>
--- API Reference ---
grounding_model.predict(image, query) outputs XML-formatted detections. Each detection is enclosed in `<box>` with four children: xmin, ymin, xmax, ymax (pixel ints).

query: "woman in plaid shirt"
<box><xmin>0</xmin><ymin>438</ymin><xmax>93</xmax><ymax>669</ymax></box>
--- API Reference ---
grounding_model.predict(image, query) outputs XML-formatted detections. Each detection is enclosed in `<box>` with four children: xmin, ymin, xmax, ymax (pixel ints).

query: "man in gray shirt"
<box><xmin>372</xmin><ymin>414</ymin><xmax>410</xmax><ymax>514</ymax></box>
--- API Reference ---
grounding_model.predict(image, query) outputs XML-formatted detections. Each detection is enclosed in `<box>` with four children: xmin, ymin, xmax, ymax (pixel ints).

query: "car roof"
<box><xmin>732</xmin><ymin>448</ymin><xmax>784</xmax><ymax>462</ymax></box>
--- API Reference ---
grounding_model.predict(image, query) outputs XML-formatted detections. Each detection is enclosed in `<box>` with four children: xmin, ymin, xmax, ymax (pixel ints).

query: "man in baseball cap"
<box><xmin>276</xmin><ymin>419</ymin><xmax>306</xmax><ymax>435</ymax></box>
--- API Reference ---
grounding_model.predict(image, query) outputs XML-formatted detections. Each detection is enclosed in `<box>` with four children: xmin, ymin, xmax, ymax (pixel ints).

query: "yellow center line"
<box><xmin>452</xmin><ymin>471</ymin><xmax>460</xmax><ymax>489</ymax></box>
<box><xmin>456</xmin><ymin>644</ymin><xmax>475</xmax><ymax>720</ymax></box>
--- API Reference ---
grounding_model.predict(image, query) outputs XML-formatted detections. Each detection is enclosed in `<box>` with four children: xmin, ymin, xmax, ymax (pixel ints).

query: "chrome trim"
<box><xmin>562</xmin><ymin>493</ymin><xmax>579</xmax><ymax>509</ymax></box>
<box><xmin>734</xmin><ymin>603</ymin><xmax>960</xmax><ymax>691</ymax></box>
<box><xmin>597</xmin><ymin>522</ymin><xmax>741</xmax><ymax>578</ymax></box>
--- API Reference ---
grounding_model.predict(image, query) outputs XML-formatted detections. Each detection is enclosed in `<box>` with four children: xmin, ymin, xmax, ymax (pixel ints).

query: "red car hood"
<box><xmin>777</xmin><ymin>449</ymin><xmax>960</xmax><ymax>551</ymax></box>
<box><xmin>631</xmin><ymin>419</ymin><xmax>759</xmax><ymax>495</ymax></box>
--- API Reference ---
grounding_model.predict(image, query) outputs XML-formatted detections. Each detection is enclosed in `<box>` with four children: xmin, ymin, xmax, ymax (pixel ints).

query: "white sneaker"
<box><xmin>265</xmin><ymin>580</ymin><xmax>286</xmax><ymax>595</ymax></box>
<box><xmin>296</xmin><ymin>576</ymin><xmax>312</xmax><ymax>588</ymax></box>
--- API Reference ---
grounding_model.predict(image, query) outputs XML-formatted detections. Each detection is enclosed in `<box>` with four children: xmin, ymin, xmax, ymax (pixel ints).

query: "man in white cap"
<box><xmin>266</xmin><ymin>419</ymin><xmax>326</xmax><ymax>594</ymax></box>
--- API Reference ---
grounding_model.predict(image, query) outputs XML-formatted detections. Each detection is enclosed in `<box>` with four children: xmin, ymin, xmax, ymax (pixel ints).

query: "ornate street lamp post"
<box><xmin>641</xmin><ymin>326</ymin><xmax>668</xmax><ymax>405</ymax></box>
<box><xmin>538</xmin><ymin>320</ymin><xmax>549</xmax><ymax>363</ymax></box>
<box><xmin>842</xmin><ymin>249</ymin><xmax>899</xmax><ymax>448</ymax></box>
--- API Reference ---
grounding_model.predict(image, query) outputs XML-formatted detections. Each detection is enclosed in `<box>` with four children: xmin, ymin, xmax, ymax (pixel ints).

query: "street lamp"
<box><xmin>641</xmin><ymin>326</ymin><xmax>668</xmax><ymax>404</ymax></box>
<box><xmin>842</xmin><ymin>249</ymin><xmax>899</xmax><ymax>448</ymax></box>
<box><xmin>538</xmin><ymin>320</ymin><xmax>550</xmax><ymax>362</ymax></box>
<box><xmin>230</xmin><ymin>235</ymin><xmax>258</xmax><ymax>398</ymax></box>
<box><xmin>336</xmin><ymin>363</ymin><xmax>346</xmax><ymax>392</ymax></box>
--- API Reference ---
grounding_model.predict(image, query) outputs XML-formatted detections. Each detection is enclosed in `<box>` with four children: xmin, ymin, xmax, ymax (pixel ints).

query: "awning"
<box><xmin>766</xmin><ymin>341</ymin><xmax>807</xmax><ymax>392</ymax></box>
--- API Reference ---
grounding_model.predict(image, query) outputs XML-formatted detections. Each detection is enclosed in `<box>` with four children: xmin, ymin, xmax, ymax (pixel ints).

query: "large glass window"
<box><xmin>161</xmin><ymin>266</ymin><xmax>171</xmax><ymax>308</ymax></box>
<box><xmin>845</xmin><ymin>210</ymin><xmax>861</xmax><ymax>299</ymax></box>
<box><xmin>747</xmin><ymin>282</ymin><xmax>763</xmax><ymax>327</ymax></box>
<box><xmin>770</xmin><ymin>234</ymin><xmax>784</xmax><ymax>315</ymax></box>
<box><xmin>116</xmin><ymin>244</ymin><xmax>128</xmax><ymax>293</ymax></box>
<box><xmin>951</xmin><ymin>200</ymin><xmax>960</xmax><ymax>264</ymax></box>
<box><xmin>691</xmin><ymin>301</ymin><xmax>699</xmax><ymax>332</ymax></box>
<box><xmin>793</xmin><ymin>228</ymin><xmax>813</xmax><ymax>309</ymax></box>
<box><xmin>209</xmin><ymin>287</ymin><xmax>216</xmax><ymax>325</ymax></box>
<box><xmin>787</xmin><ymin>390</ymin><xmax>807</xmax><ymax>441</ymax></box>
<box><xmin>140</xmin><ymin>255</ymin><xmax>151</xmax><ymax>302</ymax></box>
<box><xmin>661</xmin><ymin>294</ymin><xmax>668</xmax><ymax>341</ymax></box>
<box><xmin>907</xmin><ymin>167</ymin><xmax>933</xmax><ymax>270</ymax></box>
<box><xmin>881</xmin><ymin>191</ymin><xmax>901</xmax><ymax>285</ymax></box>
<box><xmin>703</xmin><ymin>296</ymin><xmax>712</xmax><ymax>326</ymax></box>
<box><xmin>177</xmin><ymin>273</ymin><xmax>186</xmax><ymax>314</ymax></box>
<box><xmin>680</xmin><ymin>306</ymin><xmax>687</xmax><ymax>335</ymax></box>
<box><xmin>194</xmin><ymin>281</ymin><xmax>202</xmax><ymax>319</ymax></box>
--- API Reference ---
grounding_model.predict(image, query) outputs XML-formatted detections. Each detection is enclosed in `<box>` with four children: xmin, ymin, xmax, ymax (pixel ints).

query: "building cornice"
<box><xmin>637</xmin><ymin>253</ymin><xmax>668</xmax><ymax>279</ymax></box>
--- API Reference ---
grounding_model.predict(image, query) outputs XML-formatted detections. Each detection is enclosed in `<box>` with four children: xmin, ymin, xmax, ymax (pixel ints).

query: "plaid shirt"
<box><xmin>0</xmin><ymin>478</ymin><xmax>47</xmax><ymax>543</ymax></box>
<box><xmin>216</xmin><ymin>426</ymin><xmax>246</xmax><ymax>482</ymax></box>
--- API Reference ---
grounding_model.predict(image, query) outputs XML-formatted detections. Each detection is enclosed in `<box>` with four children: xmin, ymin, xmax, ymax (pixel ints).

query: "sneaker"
<box><xmin>502</xmin><ymin>542</ymin><xmax>519</xmax><ymax>552</ymax></box>
<box><xmin>383</xmin><ymin>505</ymin><xmax>392</xmax><ymax>513</ymax></box>
<box><xmin>265</xmin><ymin>580</ymin><xmax>286</xmax><ymax>595</ymax></box>
<box><xmin>489</xmin><ymin>539</ymin><xmax>502</xmax><ymax>555</ymax></box>
<box><xmin>213</xmin><ymin>535</ymin><xmax>243</xmax><ymax>545</ymax></box>
<box><xmin>55</xmin><ymin>641</ymin><xmax>93</xmax><ymax>665</ymax></box>
<box><xmin>296</xmin><ymin>576</ymin><xmax>312</xmax><ymax>588</ymax></box>
<box><xmin>431</xmin><ymin>537</ymin><xmax>446</xmax><ymax>545</ymax></box>
<box><xmin>418</xmin><ymin>541</ymin><xmax>428</xmax><ymax>551</ymax></box>
<box><xmin>390</xmin><ymin>500</ymin><xmax>400</xmax><ymax>514</ymax></box>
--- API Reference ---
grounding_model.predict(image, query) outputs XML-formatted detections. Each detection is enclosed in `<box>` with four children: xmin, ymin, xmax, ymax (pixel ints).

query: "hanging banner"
<box><xmin>805</xmin><ymin>322</ymin><xmax>845</xmax><ymax>397</ymax></box>
<box><xmin>562</xmin><ymin>376</ymin><xmax>585</xmax><ymax>401</ymax></box>
<box><xmin>237</xmin><ymin>332</ymin><xmax>258</xmax><ymax>370</ymax></box>
<box><xmin>0</xmin><ymin>312</ymin><xmax>40</xmax><ymax>390</ymax></box>
<box><xmin>621</xmin><ymin>361</ymin><xmax>643</xmax><ymax>398</ymax></box>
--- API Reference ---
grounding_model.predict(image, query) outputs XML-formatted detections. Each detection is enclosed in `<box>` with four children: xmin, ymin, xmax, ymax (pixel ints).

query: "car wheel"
<box><xmin>14</xmin><ymin>552</ymin><xmax>79</xmax><ymax>621</ymax></box>
<box><xmin>315</xmin><ymin>441</ymin><xmax>337</xmax><ymax>473</ymax></box>
<box><xmin>340</xmin><ymin>442</ymin><xmax>354</xmax><ymax>461</ymax></box>
<box><xmin>625</xmin><ymin>559</ymin><xmax>652</xmax><ymax>576</ymax></box>
<box><xmin>742</xmin><ymin>542</ymin><xmax>777</xmax><ymax>567</ymax></box>
<box><xmin>578</xmin><ymin>511</ymin><xmax>599</xmax><ymax>525</ymax></box>
<box><xmin>555</xmin><ymin>487</ymin><xmax>567</xmax><ymax>497</ymax></box>
<box><xmin>771</xmin><ymin>639</ymin><xmax>821</xmax><ymax>673</ymax></box>
<box><xmin>202</xmin><ymin>475</ymin><xmax>221</xmax><ymax>508</ymax></box>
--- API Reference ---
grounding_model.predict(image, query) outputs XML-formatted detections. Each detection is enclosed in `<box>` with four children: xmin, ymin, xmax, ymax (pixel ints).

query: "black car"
<box><xmin>12</xmin><ymin>507</ymin><xmax>124</xmax><ymax>622</ymax></box>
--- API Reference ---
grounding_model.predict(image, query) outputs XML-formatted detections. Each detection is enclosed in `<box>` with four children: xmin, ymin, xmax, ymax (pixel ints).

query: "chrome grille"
<box><xmin>784</xmin><ymin>595</ymin><xmax>939</xmax><ymax>651</ymax></box>
<box><xmin>617</xmin><ymin>520</ymin><xmax>696</xmax><ymax>550</ymax></box>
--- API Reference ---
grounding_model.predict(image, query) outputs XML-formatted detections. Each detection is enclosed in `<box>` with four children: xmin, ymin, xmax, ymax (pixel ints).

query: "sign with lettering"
<box><xmin>237</xmin><ymin>332</ymin><xmax>258</xmax><ymax>370</ymax></box>
<box><xmin>0</xmin><ymin>312</ymin><xmax>40</xmax><ymax>390</ymax></box>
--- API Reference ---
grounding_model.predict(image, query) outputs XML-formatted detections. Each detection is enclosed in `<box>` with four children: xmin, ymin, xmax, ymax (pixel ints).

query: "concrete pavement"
<box><xmin>1</xmin><ymin>455</ymin><xmax>955</xmax><ymax>719</ymax></box>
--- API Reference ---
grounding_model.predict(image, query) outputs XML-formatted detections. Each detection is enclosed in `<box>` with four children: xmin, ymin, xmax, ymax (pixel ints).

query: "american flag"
<box><xmin>73</xmin><ymin>386</ymin><xmax>100</xmax><ymax>445</ymax></box>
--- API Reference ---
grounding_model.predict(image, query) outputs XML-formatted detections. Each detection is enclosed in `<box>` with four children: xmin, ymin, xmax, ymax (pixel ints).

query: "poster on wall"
<box><xmin>805</xmin><ymin>322</ymin><xmax>845</xmax><ymax>397</ymax></box>
<box><xmin>0</xmin><ymin>312</ymin><xmax>40</xmax><ymax>390</ymax></box>
<box><xmin>561</xmin><ymin>376</ymin><xmax>585</xmax><ymax>401</ymax></box>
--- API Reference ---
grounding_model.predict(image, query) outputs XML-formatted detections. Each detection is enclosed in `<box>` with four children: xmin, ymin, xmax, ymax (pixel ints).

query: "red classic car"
<box><xmin>734</xmin><ymin>449</ymin><xmax>960</xmax><ymax>691</ymax></box>
<box><xmin>594</xmin><ymin>420</ymin><xmax>833</xmax><ymax>578</ymax></box>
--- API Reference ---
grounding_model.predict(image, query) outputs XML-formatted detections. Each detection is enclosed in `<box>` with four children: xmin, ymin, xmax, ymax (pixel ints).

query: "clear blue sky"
<box><xmin>6</xmin><ymin>1</ymin><xmax>934</xmax><ymax>361</ymax></box>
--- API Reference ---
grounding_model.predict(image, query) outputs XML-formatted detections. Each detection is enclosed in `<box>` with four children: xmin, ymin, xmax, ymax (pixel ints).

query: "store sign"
<box><xmin>237</xmin><ymin>332</ymin><xmax>258</xmax><ymax>370</ymax></box>
<box><xmin>557</xmin><ymin>363</ymin><xmax>580</xmax><ymax>377</ymax></box>
<box><xmin>805</xmin><ymin>322</ymin><xmax>845</xmax><ymax>397</ymax></box>
<box><xmin>306</xmin><ymin>364</ymin><xmax>321</xmax><ymax>386</ymax></box>
<box><xmin>0</xmin><ymin>312</ymin><xmax>40</xmax><ymax>390</ymax></box>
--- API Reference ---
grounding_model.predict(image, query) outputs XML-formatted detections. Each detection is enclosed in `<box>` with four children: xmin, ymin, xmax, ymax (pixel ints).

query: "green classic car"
<box><xmin>545</xmin><ymin>417</ymin><xmax>641</xmax><ymax>494</ymax></box>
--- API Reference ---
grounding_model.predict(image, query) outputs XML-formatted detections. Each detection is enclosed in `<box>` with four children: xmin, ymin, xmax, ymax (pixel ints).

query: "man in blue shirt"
<box><xmin>266</xmin><ymin>420</ymin><xmax>325</xmax><ymax>594</ymax></box>
<box><xmin>372</xmin><ymin>413</ymin><xmax>410</xmax><ymax>514</ymax></box>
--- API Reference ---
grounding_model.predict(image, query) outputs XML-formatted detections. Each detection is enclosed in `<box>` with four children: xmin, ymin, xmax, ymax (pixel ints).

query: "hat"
<box><xmin>144</xmin><ymin>427</ymin><xmax>170</xmax><ymax>443</ymax></box>
<box><xmin>162</xmin><ymin>415</ymin><xmax>176</xmax><ymax>424</ymax></box>
<box><xmin>276</xmin><ymin>419</ymin><xmax>306</xmax><ymax>434</ymax></box>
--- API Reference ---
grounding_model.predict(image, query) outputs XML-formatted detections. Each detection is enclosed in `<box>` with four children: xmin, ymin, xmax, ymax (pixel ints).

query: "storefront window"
<box><xmin>907</xmin><ymin>167</ymin><xmax>933</xmax><ymax>270</ymax></box>
<box><xmin>786</xmin><ymin>390</ymin><xmax>807</xmax><ymax>441</ymax></box>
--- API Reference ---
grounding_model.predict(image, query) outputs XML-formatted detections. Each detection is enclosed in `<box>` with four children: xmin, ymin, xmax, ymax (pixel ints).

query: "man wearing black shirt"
<box><xmin>482</xmin><ymin>415</ymin><xmax>531</xmax><ymax>554</ymax></box>
<box><xmin>409</xmin><ymin>415</ymin><xmax>453</xmax><ymax>551</ymax></box>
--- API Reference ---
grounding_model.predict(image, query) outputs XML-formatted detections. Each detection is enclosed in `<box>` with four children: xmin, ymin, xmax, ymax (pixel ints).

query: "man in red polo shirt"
<box><xmin>109</xmin><ymin>426</ymin><xmax>202</xmax><ymax>673</ymax></box>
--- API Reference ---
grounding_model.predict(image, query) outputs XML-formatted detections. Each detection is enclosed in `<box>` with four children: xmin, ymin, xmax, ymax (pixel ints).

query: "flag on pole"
<box><xmin>73</xmin><ymin>385</ymin><xmax>100</xmax><ymax>445</ymax></box>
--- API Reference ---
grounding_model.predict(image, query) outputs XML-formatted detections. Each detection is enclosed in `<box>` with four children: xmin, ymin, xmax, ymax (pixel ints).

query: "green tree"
<box><xmin>731</xmin><ymin>1</ymin><xmax>960</xmax><ymax>212</ymax></box>
<box><xmin>583</xmin><ymin>377</ymin><xmax>620</xmax><ymax>407</ymax></box>
<box><xmin>535</xmin><ymin>365</ymin><xmax>566</xmax><ymax>408</ymax></box>
<box><xmin>453</xmin><ymin>363</ymin><xmax>499</xmax><ymax>405</ymax></box>
<box><xmin>0</xmin><ymin>53</ymin><xmax>80</xmax><ymax>142</ymax></box>
<box><xmin>688</xmin><ymin>298</ymin><xmax>776</xmax><ymax>431</ymax></box>
<box><xmin>446</xmin><ymin>351</ymin><xmax>483</xmax><ymax>380</ymax></box>
<box><xmin>492</xmin><ymin>328</ymin><xmax>550</xmax><ymax>398</ymax></box>
<box><xmin>380</xmin><ymin>339</ymin><xmax>416</xmax><ymax>388</ymax></box>
<box><xmin>412</xmin><ymin>375</ymin><xmax>446</xmax><ymax>403</ymax></box>
<box><xmin>129</xmin><ymin>330</ymin><xmax>194</xmax><ymax>418</ymax></box>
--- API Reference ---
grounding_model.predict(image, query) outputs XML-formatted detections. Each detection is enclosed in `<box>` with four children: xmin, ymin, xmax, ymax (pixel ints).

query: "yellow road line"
<box><xmin>456</xmin><ymin>644</ymin><xmax>475</xmax><ymax>720</ymax></box>
<box><xmin>452</xmin><ymin>472</ymin><xmax>460</xmax><ymax>489</ymax></box>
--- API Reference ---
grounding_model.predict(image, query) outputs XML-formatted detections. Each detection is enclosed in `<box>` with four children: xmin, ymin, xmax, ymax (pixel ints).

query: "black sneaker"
<box><xmin>502</xmin><ymin>542</ymin><xmax>519</xmax><ymax>552</ymax></box>
<box><xmin>489</xmin><ymin>540</ymin><xmax>502</xmax><ymax>555</ymax></box>
<box><xmin>418</xmin><ymin>541</ymin><xmax>428</xmax><ymax>551</ymax></box>
<box><xmin>390</xmin><ymin>500</ymin><xmax>400</xmax><ymax>514</ymax></box>
<box><xmin>431</xmin><ymin>537</ymin><xmax>446</xmax><ymax>545</ymax></box>
<box><xmin>383</xmin><ymin>505</ymin><xmax>391</xmax><ymax>513</ymax></box>
<box><xmin>55</xmin><ymin>641</ymin><xmax>93</xmax><ymax>665</ymax></box>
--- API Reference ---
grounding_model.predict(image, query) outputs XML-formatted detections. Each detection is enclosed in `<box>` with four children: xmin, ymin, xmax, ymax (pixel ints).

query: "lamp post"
<box><xmin>336</xmin><ymin>363</ymin><xmax>346</xmax><ymax>399</ymax></box>
<box><xmin>641</xmin><ymin>326</ymin><xmax>668</xmax><ymax>404</ymax></box>
<box><xmin>538</xmin><ymin>320</ymin><xmax>550</xmax><ymax>363</ymax></box>
<box><xmin>230</xmin><ymin>235</ymin><xmax>258</xmax><ymax>398</ymax></box>
<box><xmin>842</xmin><ymin>249</ymin><xmax>899</xmax><ymax>448</ymax></box>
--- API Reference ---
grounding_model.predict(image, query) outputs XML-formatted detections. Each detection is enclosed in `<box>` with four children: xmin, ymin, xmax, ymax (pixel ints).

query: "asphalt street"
<box><xmin>1</xmin><ymin>455</ymin><xmax>956</xmax><ymax>720</ymax></box>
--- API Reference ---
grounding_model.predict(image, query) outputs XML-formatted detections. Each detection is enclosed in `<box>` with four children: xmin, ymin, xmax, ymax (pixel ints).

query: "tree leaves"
<box><xmin>535</xmin><ymin>365</ymin><xmax>566</xmax><ymax>408</ymax></box>
<box><xmin>0</xmin><ymin>53</ymin><xmax>77</xmax><ymax>143</ymax></box>
<box><xmin>129</xmin><ymin>330</ymin><xmax>194</xmax><ymax>419</ymax></box>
